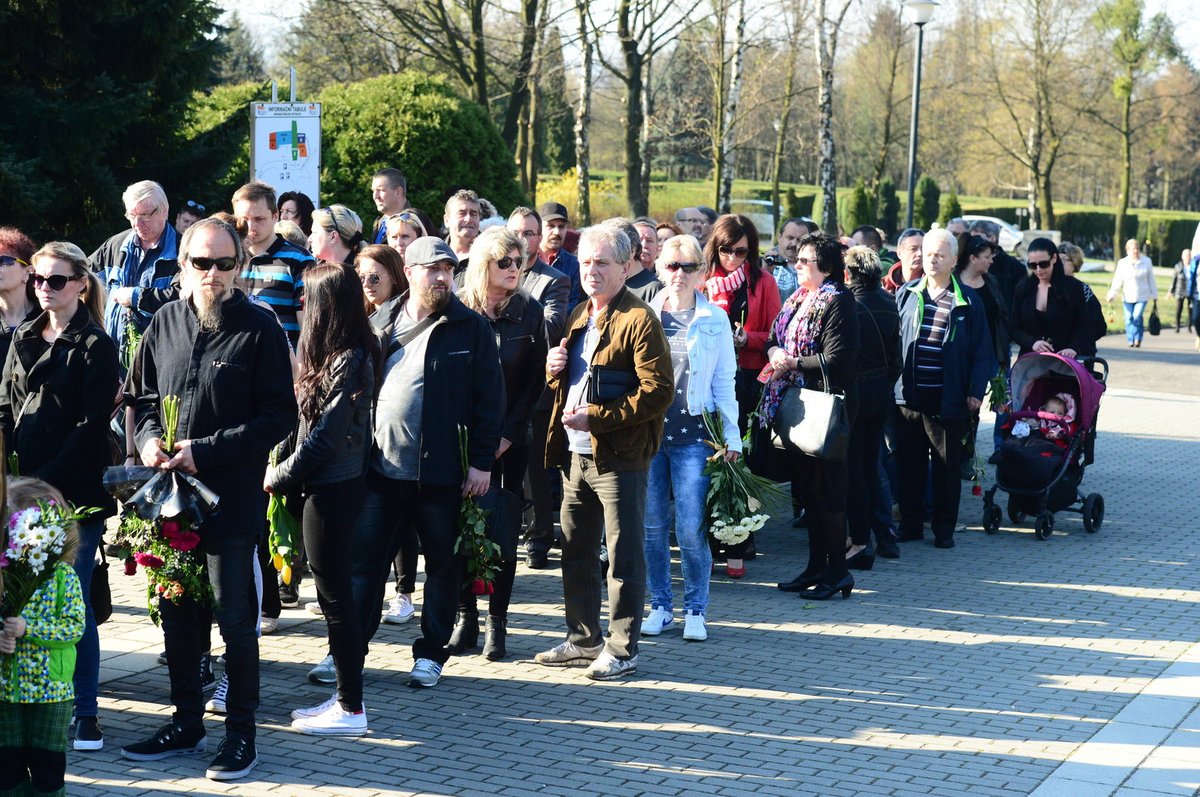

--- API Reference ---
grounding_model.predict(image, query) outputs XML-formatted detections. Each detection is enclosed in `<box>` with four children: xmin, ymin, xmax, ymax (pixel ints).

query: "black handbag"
<box><xmin>475</xmin><ymin>484</ymin><xmax>523</xmax><ymax>562</ymax></box>
<box><xmin>91</xmin><ymin>547</ymin><xmax>113</xmax><ymax>626</ymax></box>
<box><xmin>769</xmin><ymin>355</ymin><xmax>850</xmax><ymax>461</ymax></box>
<box><xmin>1148</xmin><ymin>301</ymin><xmax>1161</xmax><ymax>336</ymax></box>
<box><xmin>586</xmin><ymin>365</ymin><xmax>639</xmax><ymax>405</ymax></box>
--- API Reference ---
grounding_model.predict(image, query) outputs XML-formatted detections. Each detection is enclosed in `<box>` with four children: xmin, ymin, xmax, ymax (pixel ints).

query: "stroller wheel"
<box><xmin>1007</xmin><ymin>498</ymin><xmax>1026</xmax><ymax>525</ymax></box>
<box><xmin>1034</xmin><ymin>513</ymin><xmax>1053</xmax><ymax>541</ymax></box>
<box><xmin>983</xmin><ymin>504</ymin><xmax>1001</xmax><ymax>535</ymax></box>
<box><xmin>1082</xmin><ymin>494</ymin><xmax>1104</xmax><ymax>533</ymax></box>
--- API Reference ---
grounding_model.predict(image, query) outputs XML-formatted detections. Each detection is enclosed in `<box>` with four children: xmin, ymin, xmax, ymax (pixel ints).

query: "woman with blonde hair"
<box><xmin>385</xmin><ymin>211</ymin><xmax>428</xmax><ymax>262</ymax></box>
<box><xmin>446</xmin><ymin>226</ymin><xmax>547</xmax><ymax>660</ymax></box>
<box><xmin>0</xmin><ymin>241</ymin><xmax>119</xmax><ymax>753</ymax></box>
<box><xmin>310</xmin><ymin>205</ymin><xmax>365</xmax><ymax>266</ymax></box>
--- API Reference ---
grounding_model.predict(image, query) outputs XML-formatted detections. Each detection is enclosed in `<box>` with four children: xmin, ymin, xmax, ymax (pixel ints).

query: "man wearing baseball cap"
<box><xmin>538</xmin><ymin>202</ymin><xmax>582</xmax><ymax>310</ymax></box>
<box><xmin>348</xmin><ymin>236</ymin><xmax>504</xmax><ymax>689</ymax></box>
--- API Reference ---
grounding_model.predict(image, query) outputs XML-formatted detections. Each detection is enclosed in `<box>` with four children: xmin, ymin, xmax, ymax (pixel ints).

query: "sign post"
<box><xmin>249</xmin><ymin>101</ymin><xmax>321</xmax><ymax>206</ymax></box>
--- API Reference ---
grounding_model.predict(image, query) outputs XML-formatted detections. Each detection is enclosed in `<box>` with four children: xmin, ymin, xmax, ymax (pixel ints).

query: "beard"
<box><xmin>418</xmin><ymin>284</ymin><xmax>450</xmax><ymax>312</ymax></box>
<box><xmin>193</xmin><ymin>287</ymin><xmax>227</xmax><ymax>332</ymax></box>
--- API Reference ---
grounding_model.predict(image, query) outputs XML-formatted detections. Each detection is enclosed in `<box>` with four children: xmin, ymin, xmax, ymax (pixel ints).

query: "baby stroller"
<box><xmin>981</xmin><ymin>352</ymin><xmax>1108</xmax><ymax>540</ymax></box>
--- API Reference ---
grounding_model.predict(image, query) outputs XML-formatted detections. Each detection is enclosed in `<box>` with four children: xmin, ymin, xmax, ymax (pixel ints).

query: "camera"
<box><xmin>762</xmin><ymin>254</ymin><xmax>788</xmax><ymax>268</ymax></box>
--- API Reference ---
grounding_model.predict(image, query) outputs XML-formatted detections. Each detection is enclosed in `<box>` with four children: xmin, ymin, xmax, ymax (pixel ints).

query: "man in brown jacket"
<box><xmin>534</xmin><ymin>224</ymin><xmax>672</xmax><ymax>680</ymax></box>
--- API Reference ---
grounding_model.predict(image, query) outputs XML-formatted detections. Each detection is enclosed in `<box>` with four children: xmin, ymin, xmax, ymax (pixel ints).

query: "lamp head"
<box><xmin>904</xmin><ymin>0</ymin><xmax>938</xmax><ymax>25</ymax></box>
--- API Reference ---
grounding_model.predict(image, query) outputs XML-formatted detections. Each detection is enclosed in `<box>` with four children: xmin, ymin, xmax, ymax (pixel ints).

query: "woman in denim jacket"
<box><xmin>641</xmin><ymin>234</ymin><xmax>741</xmax><ymax>643</ymax></box>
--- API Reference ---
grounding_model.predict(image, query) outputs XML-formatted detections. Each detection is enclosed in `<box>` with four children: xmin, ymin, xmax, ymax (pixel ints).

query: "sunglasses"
<box><xmin>31</xmin><ymin>273</ymin><xmax>82</xmax><ymax>291</ymax></box>
<box><xmin>494</xmin><ymin>256</ymin><xmax>518</xmax><ymax>270</ymax></box>
<box><xmin>184</xmin><ymin>200</ymin><xmax>206</xmax><ymax>214</ymax></box>
<box><xmin>665</xmin><ymin>262</ymin><xmax>702</xmax><ymax>273</ymax></box>
<box><xmin>360</xmin><ymin>273</ymin><xmax>381</xmax><ymax>286</ymax></box>
<box><xmin>1028</xmin><ymin>259</ymin><xmax>1054</xmax><ymax>269</ymax></box>
<box><xmin>718</xmin><ymin>246</ymin><xmax>749</xmax><ymax>258</ymax></box>
<box><xmin>0</xmin><ymin>255</ymin><xmax>29</xmax><ymax>268</ymax></box>
<box><xmin>188</xmin><ymin>256</ymin><xmax>239</xmax><ymax>272</ymax></box>
<box><xmin>318</xmin><ymin>207</ymin><xmax>344</xmax><ymax>239</ymax></box>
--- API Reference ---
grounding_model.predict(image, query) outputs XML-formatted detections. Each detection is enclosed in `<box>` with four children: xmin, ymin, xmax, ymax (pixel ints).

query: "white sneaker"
<box><xmin>382</xmin><ymin>594</ymin><xmax>415</xmax><ymax>624</ymax></box>
<box><xmin>291</xmin><ymin>700</ymin><xmax>368</xmax><ymax>736</ymax></box>
<box><xmin>584</xmin><ymin>651</ymin><xmax>638</xmax><ymax>681</ymax></box>
<box><xmin>260</xmin><ymin>616</ymin><xmax>279</xmax><ymax>635</ymax></box>
<box><xmin>533</xmin><ymin>640</ymin><xmax>604</xmax><ymax>667</ymax></box>
<box><xmin>408</xmin><ymin>658</ymin><xmax>443</xmax><ymax>688</ymax></box>
<box><xmin>290</xmin><ymin>692</ymin><xmax>337</xmax><ymax>720</ymax></box>
<box><xmin>205</xmin><ymin>675</ymin><xmax>228</xmax><ymax>714</ymax></box>
<box><xmin>640</xmin><ymin>607</ymin><xmax>674</xmax><ymax>636</ymax></box>
<box><xmin>305</xmin><ymin>601</ymin><xmax>323</xmax><ymax>616</ymax></box>
<box><xmin>682</xmin><ymin>611</ymin><xmax>707</xmax><ymax>641</ymax></box>
<box><xmin>307</xmin><ymin>654</ymin><xmax>337</xmax><ymax>685</ymax></box>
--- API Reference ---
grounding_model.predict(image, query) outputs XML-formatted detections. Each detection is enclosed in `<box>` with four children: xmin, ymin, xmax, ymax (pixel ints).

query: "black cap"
<box><xmin>538</xmin><ymin>202</ymin><xmax>569</xmax><ymax>224</ymax></box>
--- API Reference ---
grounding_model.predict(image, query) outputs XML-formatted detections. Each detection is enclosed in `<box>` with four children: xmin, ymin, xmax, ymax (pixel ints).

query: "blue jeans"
<box><xmin>1124</xmin><ymin>301</ymin><xmax>1147</xmax><ymax>344</ymax></box>
<box><xmin>644</xmin><ymin>443</ymin><xmax>712</xmax><ymax>616</ymax></box>
<box><xmin>71</xmin><ymin>519</ymin><xmax>103</xmax><ymax>719</ymax></box>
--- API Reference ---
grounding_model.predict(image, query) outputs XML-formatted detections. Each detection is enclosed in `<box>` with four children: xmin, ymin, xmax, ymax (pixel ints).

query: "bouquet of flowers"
<box><xmin>266</xmin><ymin>446</ymin><xmax>300</xmax><ymax>585</ymax></box>
<box><xmin>104</xmin><ymin>395</ymin><xmax>219</xmax><ymax>624</ymax></box>
<box><xmin>1</xmin><ymin>499</ymin><xmax>96</xmax><ymax>620</ymax></box>
<box><xmin>453</xmin><ymin>425</ymin><xmax>501</xmax><ymax>596</ymax></box>
<box><xmin>701</xmin><ymin>410</ymin><xmax>786</xmax><ymax>546</ymax></box>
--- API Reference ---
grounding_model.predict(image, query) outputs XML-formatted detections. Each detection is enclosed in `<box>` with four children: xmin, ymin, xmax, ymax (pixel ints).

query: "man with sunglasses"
<box><xmin>90</xmin><ymin>180</ymin><xmax>179</xmax><ymax>361</ymax></box>
<box><xmin>122</xmin><ymin>217</ymin><xmax>296</xmax><ymax>781</ymax></box>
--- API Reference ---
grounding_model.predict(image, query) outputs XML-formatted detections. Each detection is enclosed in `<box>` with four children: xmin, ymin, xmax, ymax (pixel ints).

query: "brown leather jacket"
<box><xmin>545</xmin><ymin>286</ymin><xmax>673</xmax><ymax>474</ymax></box>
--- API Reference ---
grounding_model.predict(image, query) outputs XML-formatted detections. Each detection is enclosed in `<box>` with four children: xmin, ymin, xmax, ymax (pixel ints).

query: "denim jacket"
<box><xmin>650</xmin><ymin>290</ymin><xmax>742</xmax><ymax>453</ymax></box>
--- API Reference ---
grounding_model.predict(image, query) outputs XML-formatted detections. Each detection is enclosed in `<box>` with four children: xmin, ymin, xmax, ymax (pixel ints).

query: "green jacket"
<box><xmin>1</xmin><ymin>562</ymin><xmax>84</xmax><ymax>704</ymax></box>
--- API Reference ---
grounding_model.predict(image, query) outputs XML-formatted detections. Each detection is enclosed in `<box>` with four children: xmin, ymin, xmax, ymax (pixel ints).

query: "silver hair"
<box><xmin>967</xmin><ymin>219</ymin><xmax>1000</xmax><ymax>240</ymax></box>
<box><xmin>923</xmin><ymin>227</ymin><xmax>959</xmax><ymax>258</ymax></box>
<box><xmin>122</xmin><ymin>180</ymin><xmax>168</xmax><ymax>213</ymax></box>
<box><xmin>578</xmin><ymin>224</ymin><xmax>632</xmax><ymax>265</ymax></box>
<box><xmin>179</xmin><ymin>217</ymin><xmax>246</xmax><ymax>268</ymax></box>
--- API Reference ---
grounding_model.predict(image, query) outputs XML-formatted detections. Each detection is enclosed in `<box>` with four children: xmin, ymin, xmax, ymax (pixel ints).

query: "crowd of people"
<box><xmin>0</xmin><ymin>171</ymin><xmax>1157</xmax><ymax>790</ymax></box>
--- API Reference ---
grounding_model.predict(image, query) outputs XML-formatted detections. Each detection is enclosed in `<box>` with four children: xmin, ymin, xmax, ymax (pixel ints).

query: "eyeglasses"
<box><xmin>665</xmin><ymin>262</ymin><xmax>702</xmax><ymax>273</ymax></box>
<box><xmin>1028</xmin><ymin>259</ymin><xmax>1054</xmax><ymax>270</ymax></box>
<box><xmin>0</xmin><ymin>255</ymin><xmax>29</xmax><ymax>268</ymax></box>
<box><xmin>678</xmin><ymin>217</ymin><xmax>704</xmax><ymax>224</ymax></box>
<box><xmin>718</xmin><ymin>246</ymin><xmax>749</xmax><ymax>258</ymax></box>
<box><xmin>184</xmin><ymin>200</ymin><xmax>206</xmax><ymax>215</ymax></box>
<box><xmin>188</xmin><ymin>256</ymin><xmax>239</xmax><ymax>272</ymax></box>
<box><xmin>494</xmin><ymin>257</ymin><xmax>518</xmax><ymax>270</ymax></box>
<box><xmin>31</xmin><ymin>273</ymin><xmax>82</xmax><ymax>291</ymax></box>
<box><xmin>796</xmin><ymin>257</ymin><xmax>816</xmax><ymax>266</ymax></box>
<box><xmin>360</xmin><ymin>273</ymin><xmax>381</xmax><ymax>286</ymax></box>
<box><xmin>125</xmin><ymin>207</ymin><xmax>163</xmax><ymax>223</ymax></box>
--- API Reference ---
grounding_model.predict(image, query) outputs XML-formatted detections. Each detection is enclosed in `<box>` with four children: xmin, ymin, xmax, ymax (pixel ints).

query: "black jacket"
<box><xmin>268</xmin><ymin>347</ymin><xmax>376</xmax><ymax>493</ymax></box>
<box><xmin>850</xmin><ymin>284</ymin><xmax>901</xmax><ymax>388</ymax></box>
<box><xmin>488</xmin><ymin>290</ymin><xmax>548</xmax><ymax>445</ymax></box>
<box><xmin>135</xmin><ymin>291</ymin><xmax>297</xmax><ymax>541</ymax></box>
<box><xmin>371</xmin><ymin>292</ymin><xmax>504</xmax><ymax>485</ymax></box>
<box><xmin>1010</xmin><ymin>274</ymin><xmax>1094</xmax><ymax>356</ymax></box>
<box><xmin>769</xmin><ymin>282</ymin><xmax>861</xmax><ymax>425</ymax></box>
<box><xmin>990</xmin><ymin>250</ymin><xmax>1027</xmax><ymax>314</ymax></box>
<box><xmin>0</xmin><ymin>303</ymin><xmax>120</xmax><ymax>516</ymax></box>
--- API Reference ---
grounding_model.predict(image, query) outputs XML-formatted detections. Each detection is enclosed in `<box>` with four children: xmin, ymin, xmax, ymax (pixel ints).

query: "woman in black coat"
<box><xmin>1010</xmin><ymin>238</ymin><xmax>1091</xmax><ymax>359</ymax></box>
<box><xmin>766</xmin><ymin>232</ymin><xmax>860</xmax><ymax>600</ymax></box>
<box><xmin>450</xmin><ymin>226</ymin><xmax>548</xmax><ymax>659</ymax></box>
<box><xmin>843</xmin><ymin>246</ymin><xmax>901</xmax><ymax>570</ymax></box>
<box><xmin>0</xmin><ymin>241</ymin><xmax>119</xmax><ymax>751</ymax></box>
<box><xmin>955</xmin><ymin>234</ymin><xmax>1009</xmax><ymax>475</ymax></box>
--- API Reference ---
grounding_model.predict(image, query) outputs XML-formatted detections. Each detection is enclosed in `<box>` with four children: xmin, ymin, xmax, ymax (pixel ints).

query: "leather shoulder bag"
<box><xmin>770</xmin><ymin>353</ymin><xmax>850</xmax><ymax>461</ymax></box>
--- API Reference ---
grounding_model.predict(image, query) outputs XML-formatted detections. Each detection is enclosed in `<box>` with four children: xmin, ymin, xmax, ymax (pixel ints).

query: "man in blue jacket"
<box><xmin>894</xmin><ymin>228</ymin><xmax>996</xmax><ymax>549</ymax></box>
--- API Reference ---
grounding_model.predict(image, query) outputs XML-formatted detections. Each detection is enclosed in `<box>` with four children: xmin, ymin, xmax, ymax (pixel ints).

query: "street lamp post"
<box><xmin>904</xmin><ymin>0</ymin><xmax>937</xmax><ymax>230</ymax></box>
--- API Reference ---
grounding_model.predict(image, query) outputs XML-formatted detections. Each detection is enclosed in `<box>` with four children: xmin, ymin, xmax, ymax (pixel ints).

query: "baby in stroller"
<box><xmin>1011</xmin><ymin>391</ymin><xmax>1077</xmax><ymax>447</ymax></box>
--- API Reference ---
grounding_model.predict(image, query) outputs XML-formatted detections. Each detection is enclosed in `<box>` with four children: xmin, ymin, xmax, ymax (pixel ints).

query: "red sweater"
<box><xmin>738</xmin><ymin>271</ymin><xmax>781</xmax><ymax>371</ymax></box>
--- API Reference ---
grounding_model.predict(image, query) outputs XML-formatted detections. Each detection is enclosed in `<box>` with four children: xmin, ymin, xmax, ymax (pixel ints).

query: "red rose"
<box><xmin>134</xmin><ymin>552</ymin><xmax>165</xmax><ymax>569</ymax></box>
<box><xmin>972</xmin><ymin>485</ymin><xmax>982</xmax><ymax>497</ymax></box>
<box><xmin>470</xmin><ymin>578</ymin><xmax>487</xmax><ymax>595</ymax></box>
<box><xmin>123</xmin><ymin>557</ymin><xmax>137</xmax><ymax>576</ymax></box>
<box><xmin>161</xmin><ymin>519</ymin><xmax>181</xmax><ymax>535</ymax></box>
<box><xmin>166</xmin><ymin>530</ymin><xmax>201</xmax><ymax>552</ymax></box>
<box><xmin>485</xmin><ymin>581</ymin><xmax>495</xmax><ymax>595</ymax></box>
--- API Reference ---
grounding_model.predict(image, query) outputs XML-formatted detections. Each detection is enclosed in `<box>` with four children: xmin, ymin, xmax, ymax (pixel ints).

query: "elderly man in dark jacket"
<box><xmin>121</xmin><ymin>217</ymin><xmax>297</xmax><ymax>782</ymax></box>
<box><xmin>349</xmin><ymin>236</ymin><xmax>504</xmax><ymax>690</ymax></box>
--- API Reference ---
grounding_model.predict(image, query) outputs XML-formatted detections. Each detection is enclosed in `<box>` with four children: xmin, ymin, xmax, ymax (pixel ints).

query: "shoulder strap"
<box><xmin>385</xmin><ymin>314</ymin><xmax>438</xmax><ymax>358</ymax></box>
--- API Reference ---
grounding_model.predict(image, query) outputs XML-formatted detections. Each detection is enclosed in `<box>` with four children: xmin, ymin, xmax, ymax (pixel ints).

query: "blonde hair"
<box><xmin>461</xmin><ymin>227</ymin><xmax>525</xmax><ymax>315</ymax></box>
<box><xmin>274</xmin><ymin>220</ymin><xmax>308</xmax><ymax>248</ymax></box>
<box><xmin>384</xmin><ymin>212</ymin><xmax>427</xmax><ymax>240</ymax></box>
<box><xmin>312</xmin><ymin>205</ymin><xmax>365</xmax><ymax>254</ymax></box>
<box><xmin>30</xmin><ymin>242</ymin><xmax>107</xmax><ymax>326</ymax></box>
<box><xmin>4</xmin><ymin>476</ymin><xmax>80</xmax><ymax>581</ymax></box>
<box><xmin>654</xmin><ymin>233</ymin><xmax>706</xmax><ymax>283</ymax></box>
<box><xmin>1058</xmin><ymin>242</ymin><xmax>1085</xmax><ymax>273</ymax></box>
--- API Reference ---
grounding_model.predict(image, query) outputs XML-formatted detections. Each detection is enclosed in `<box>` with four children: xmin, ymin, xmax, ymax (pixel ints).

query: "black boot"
<box><xmin>446</xmin><ymin>611</ymin><xmax>480</xmax><ymax>655</ymax></box>
<box><xmin>483</xmin><ymin>617</ymin><xmax>507</xmax><ymax>661</ymax></box>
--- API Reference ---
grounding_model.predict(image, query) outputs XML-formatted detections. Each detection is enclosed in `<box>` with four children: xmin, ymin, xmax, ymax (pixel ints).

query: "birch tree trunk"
<box><xmin>815</xmin><ymin>0</ymin><xmax>852</xmax><ymax>231</ymax></box>
<box><xmin>575</xmin><ymin>0</ymin><xmax>593</xmax><ymax>225</ymax></box>
<box><xmin>717</xmin><ymin>0</ymin><xmax>746</xmax><ymax>214</ymax></box>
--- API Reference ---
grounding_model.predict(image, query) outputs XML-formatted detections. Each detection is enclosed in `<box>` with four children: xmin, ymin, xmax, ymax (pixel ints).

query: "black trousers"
<box><xmin>459</xmin><ymin>444</ymin><xmax>527</xmax><ymax>619</ymax></box>
<box><xmin>1174</xmin><ymin>296</ymin><xmax>1193</xmax><ymax>329</ymax></box>
<box><xmin>896</xmin><ymin>407</ymin><xmax>965</xmax><ymax>542</ymax></box>
<box><xmin>351</xmin><ymin>471</ymin><xmax>462</xmax><ymax>665</ymax></box>
<box><xmin>524</xmin><ymin>409</ymin><xmax>556</xmax><ymax>555</ymax></box>
<box><xmin>160</xmin><ymin>535</ymin><xmax>258</xmax><ymax>742</ymax></box>
<box><xmin>847</xmin><ymin>384</ymin><xmax>891</xmax><ymax>547</ymax></box>
<box><xmin>303</xmin><ymin>478</ymin><xmax>367</xmax><ymax>711</ymax></box>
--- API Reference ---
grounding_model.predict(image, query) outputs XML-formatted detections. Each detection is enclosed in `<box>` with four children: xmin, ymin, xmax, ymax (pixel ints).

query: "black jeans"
<box><xmin>847</xmin><ymin>383</ymin><xmax>891</xmax><ymax>547</ymax></box>
<box><xmin>524</xmin><ymin>408</ymin><xmax>556</xmax><ymax>555</ymax></box>
<box><xmin>304</xmin><ymin>478</ymin><xmax>367</xmax><ymax>711</ymax></box>
<box><xmin>160</xmin><ymin>534</ymin><xmax>258</xmax><ymax>742</ymax></box>
<box><xmin>459</xmin><ymin>444</ymin><xmax>528</xmax><ymax>619</ymax></box>
<box><xmin>351</xmin><ymin>470</ymin><xmax>462</xmax><ymax>665</ymax></box>
<box><xmin>896</xmin><ymin>407</ymin><xmax>965</xmax><ymax>542</ymax></box>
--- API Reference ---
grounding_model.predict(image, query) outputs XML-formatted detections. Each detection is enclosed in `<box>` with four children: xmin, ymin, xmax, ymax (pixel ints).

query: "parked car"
<box><xmin>962</xmin><ymin>214</ymin><xmax>1023</xmax><ymax>253</ymax></box>
<box><xmin>729</xmin><ymin>199</ymin><xmax>782</xmax><ymax>249</ymax></box>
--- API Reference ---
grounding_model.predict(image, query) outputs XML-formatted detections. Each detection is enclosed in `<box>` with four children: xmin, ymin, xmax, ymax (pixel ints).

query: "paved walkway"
<box><xmin>66</xmin><ymin>332</ymin><xmax>1200</xmax><ymax>796</ymax></box>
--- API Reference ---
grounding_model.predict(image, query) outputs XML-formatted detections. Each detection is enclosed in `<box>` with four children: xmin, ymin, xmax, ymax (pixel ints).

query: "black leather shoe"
<box><xmin>875</xmin><ymin>532</ymin><xmax>900</xmax><ymax>559</ymax></box>
<box><xmin>934</xmin><ymin>537</ymin><xmax>956</xmax><ymax>549</ymax></box>
<box><xmin>446</xmin><ymin>611</ymin><xmax>480</xmax><ymax>655</ymax></box>
<box><xmin>121</xmin><ymin>722</ymin><xmax>206</xmax><ymax>761</ymax></box>
<box><xmin>777</xmin><ymin>570</ymin><xmax>822</xmax><ymax>592</ymax></box>
<box><xmin>483</xmin><ymin>617</ymin><xmax>507</xmax><ymax>661</ymax></box>
<box><xmin>801</xmin><ymin>574</ymin><xmax>855</xmax><ymax>600</ymax></box>
<box><xmin>845</xmin><ymin>547</ymin><xmax>875</xmax><ymax>571</ymax></box>
<box><xmin>525</xmin><ymin>549</ymin><xmax>549</xmax><ymax>569</ymax></box>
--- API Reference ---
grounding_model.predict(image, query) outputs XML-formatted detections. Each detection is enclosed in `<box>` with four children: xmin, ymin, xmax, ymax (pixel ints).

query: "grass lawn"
<box><xmin>1075</xmin><ymin>268</ymin><xmax>1184</xmax><ymax>334</ymax></box>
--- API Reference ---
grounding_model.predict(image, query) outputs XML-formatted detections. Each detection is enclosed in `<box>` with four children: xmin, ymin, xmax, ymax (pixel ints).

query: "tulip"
<box><xmin>470</xmin><ymin>578</ymin><xmax>487</xmax><ymax>595</ymax></box>
<box><xmin>281</xmin><ymin>564</ymin><xmax>293</xmax><ymax>585</ymax></box>
<box><xmin>272</xmin><ymin>553</ymin><xmax>284</xmax><ymax>571</ymax></box>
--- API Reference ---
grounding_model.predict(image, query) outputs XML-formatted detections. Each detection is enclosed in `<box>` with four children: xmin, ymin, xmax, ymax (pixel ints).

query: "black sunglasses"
<box><xmin>665</xmin><ymin>262</ymin><xmax>702</xmax><ymax>273</ymax></box>
<box><xmin>319</xmin><ymin>207</ymin><xmax>344</xmax><ymax>239</ymax></box>
<box><xmin>718</xmin><ymin>246</ymin><xmax>749</xmax><ymax>258</ymax></box>
<box><xmin>184</xmin><ymin>200</ymin><xmax>206</xmax><ymax>215</ymax></box>
<box><xmin>31</xmin><ymin>273</ymin><xmax>82</xmax><ymax>291</ymax></box>
<box><xmin>0</xmin><ymin>255</ymin><xmax>29</xmax><ymax>268</ymax></box>
<box><xmin>1028</xmin><ymin>258</ymin><xmax>1054</xmax><ymax>269</ymax></box>
<box><xmin>494</xmin><ymin>256</ymin><xmax>518</xmax><ymax>270</ymax></box>
<box><xmin>189</xmin><ymin>256</ymin><xmax>239</xmax><ymax>272</ymax></box>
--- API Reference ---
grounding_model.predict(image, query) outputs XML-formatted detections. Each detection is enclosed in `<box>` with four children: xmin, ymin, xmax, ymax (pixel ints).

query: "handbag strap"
<box><xmin>815</xmin><ymin>353</ymin><xmax>832</xmax><ymax>394</ymax></box>
<box><xmin>860</xmin><ymin>304</ymin><xmax>890</xmax><ymax>380</ymax></box>
<box><xmin>386</xmin><ymin>314</ymin><xmax>438</xmax><ymax>358</ymax></box>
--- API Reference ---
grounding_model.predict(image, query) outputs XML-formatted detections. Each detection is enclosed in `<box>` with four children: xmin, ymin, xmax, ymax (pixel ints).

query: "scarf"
<box><xmin>705</xmin><ymin>264</ymin><xmax>746</xmax><ymax>314</ymax></box>
<box><xmin>758</xmin><ymin>280</ymin><xmax>840</xmax><ymax>427</ymax></box>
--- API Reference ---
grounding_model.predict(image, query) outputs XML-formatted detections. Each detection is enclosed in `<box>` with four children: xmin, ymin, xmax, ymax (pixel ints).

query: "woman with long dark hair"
<box><xmin>766</xmin><ymin>232</ymin><xmax>860</xmax><ymax>600</ymax></box>
<box><xmin>703</xmin><ymin>214</ymin><xmax>780</xmax><ymax>577</ymax></box>
<box><xmin>1011</xmin><ymin>238</ymin><xmax>1092</xmax><ymax>359</ymax></box>
<box><xmin>955</xmin><ymin>234</ymin><xmax>1009</xmax><ymax>475</ymax></box>
<box><xmin>0</xmin><ymin>241</ymin><xmax>117</xmax><ymax>752</ymax></box>
<box><xmin>266</xmin><ymin>264</ymin><xmax>380</xmax><ymax>736</ymax></box>
<box><xmin>278</xmin><ymin>191</ymin><xmax>316</xmax><ymax>237</ymax></box>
